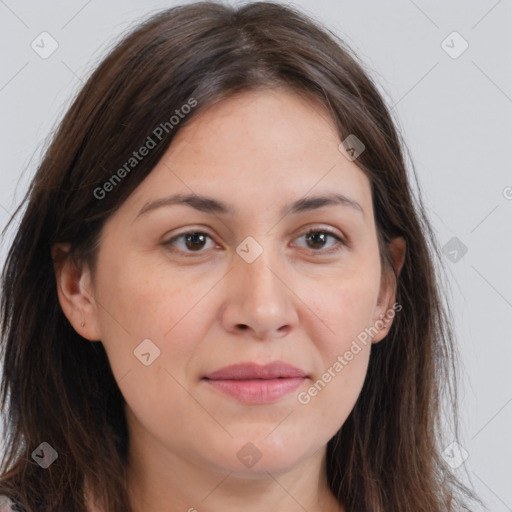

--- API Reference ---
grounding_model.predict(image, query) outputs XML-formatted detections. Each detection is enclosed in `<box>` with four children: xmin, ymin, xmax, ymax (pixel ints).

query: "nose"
<box><xmin>219</xmin><ymin>245</ymin><xmax>299</xmax><ymax>341</ymax></box>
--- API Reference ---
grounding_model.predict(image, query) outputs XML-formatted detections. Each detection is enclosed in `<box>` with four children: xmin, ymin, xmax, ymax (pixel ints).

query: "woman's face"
<box><xmin>67</xmin><ymin>88</ymin><xmax>402</xmax><ymax>478</ymax></box>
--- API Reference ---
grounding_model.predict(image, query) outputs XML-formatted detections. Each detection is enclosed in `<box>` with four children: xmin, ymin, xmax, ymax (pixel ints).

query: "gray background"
<box><xmin>1</xmin><ymin>0</ymin><xmax>511</xmax><ymax>510</ymax></box>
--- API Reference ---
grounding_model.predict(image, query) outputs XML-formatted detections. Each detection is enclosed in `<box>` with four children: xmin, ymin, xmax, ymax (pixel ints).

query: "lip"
<box><xmin>203</xmin><ymin>361</ymin><xmax>307</xmax><ymax>405</ymax></box>
<box><xmin>204</xmin><ymin>361</ymin><xmax>307</xmax><ymax>380</ymax></box>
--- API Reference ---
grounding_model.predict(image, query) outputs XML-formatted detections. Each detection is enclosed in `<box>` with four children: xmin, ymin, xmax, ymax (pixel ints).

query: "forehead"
<box><xmin>121</xmin><ymin>87</ymin><xmax>373</xmax><ymax>223</ymax></box>
<box><xmin>171</xmin><ymin>87</ymin><xmax>341</xmax><ymax>165</ymax></box>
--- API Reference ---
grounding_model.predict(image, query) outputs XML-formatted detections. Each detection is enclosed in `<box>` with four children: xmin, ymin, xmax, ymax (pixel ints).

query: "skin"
<box><xmin>53</xmin><ymin>87</ymin><xmax>405</xmax><ymax>512</ymax></box>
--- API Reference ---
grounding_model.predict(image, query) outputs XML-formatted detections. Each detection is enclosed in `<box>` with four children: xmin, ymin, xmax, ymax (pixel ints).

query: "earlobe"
<box><xmin>52</xmin><ymin>243</ymin><xmax>101</xmax><ymax>342</ymax></box>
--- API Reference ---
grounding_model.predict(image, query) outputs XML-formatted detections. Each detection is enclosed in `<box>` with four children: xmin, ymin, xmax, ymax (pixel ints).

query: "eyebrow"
<box><xmin>135</xmin><ymin>192</ymin><xmax>364</xmax><ymax>220</ymax></box>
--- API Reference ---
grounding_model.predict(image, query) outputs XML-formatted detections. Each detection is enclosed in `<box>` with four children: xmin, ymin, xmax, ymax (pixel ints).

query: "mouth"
<box><xmin>202</xmin><ymin>361</ymin><xmax>307</xmax><ymax>405</ymax></box>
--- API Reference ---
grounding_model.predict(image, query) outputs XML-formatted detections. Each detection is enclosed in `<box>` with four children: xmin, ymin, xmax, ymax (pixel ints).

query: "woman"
<box><xmin>0</xmin><ymin>2</ymin><xmax>483</xmax><ymax>511</ymax></box>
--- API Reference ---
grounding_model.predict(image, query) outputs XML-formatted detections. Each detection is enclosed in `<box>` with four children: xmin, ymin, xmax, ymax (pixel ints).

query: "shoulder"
<box><xmin>0</xmin><ymin>495</ymin><xmax>24</xmax><ymax>512</ymax></box>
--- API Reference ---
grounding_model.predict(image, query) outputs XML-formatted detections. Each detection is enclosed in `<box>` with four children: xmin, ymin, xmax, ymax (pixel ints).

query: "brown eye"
<box><xmin>294</xmin><ymin>229</ymin><xmax>346</xmax><ymax>254</ymax></box>
<box><xmin>164</xmin><ymin>231</ymin><xmax>215</xmax><ymax>254</ymax></box>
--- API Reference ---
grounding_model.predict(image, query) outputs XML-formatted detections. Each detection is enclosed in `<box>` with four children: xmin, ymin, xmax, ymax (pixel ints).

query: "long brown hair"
<box><xmin>1</xmin><ymin>2</ymin><xmax>483</xmax><ymax>511</ymax></box>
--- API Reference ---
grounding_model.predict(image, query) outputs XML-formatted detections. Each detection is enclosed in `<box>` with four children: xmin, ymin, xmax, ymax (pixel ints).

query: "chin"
<box><xmin>208</xmin><ymin>438</ymin><xmax>314</xmax><ymax>477</ymax></box>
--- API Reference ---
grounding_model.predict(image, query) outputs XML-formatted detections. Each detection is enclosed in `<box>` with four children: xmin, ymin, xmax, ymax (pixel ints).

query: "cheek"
<box><xmin>305</xmin><ymin>265</ymin><xmax>381</xmax><ymax>352</ymax></box>
<box><xmin>296</xmin><ymin>264</ymin><xmax>379</xmax><ymax>417</ymax></box>
<box><xmin>297</xmin><ymin>288</ymin><xmax>375</xmax><ymax>438</ymax></box>
<box><xmin>297</xmin><ymin>345</ymin><xmax>371</xmax><ymax>449</ymax></box>
<box><xmin>92</xmin><ymin>254</ymin><xmax>218</xmax><ymax>381</ymax></box>
<box><xmin>93</xmin><ymin>260</ymin><xmax>212</xmax><ymax>438</ymax></box>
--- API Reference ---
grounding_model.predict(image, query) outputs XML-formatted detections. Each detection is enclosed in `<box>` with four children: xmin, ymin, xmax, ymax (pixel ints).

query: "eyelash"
<box><xmin>162</xmin><ymin>228</ymin><xmax>347</xmax><ymax>257</ymax></box>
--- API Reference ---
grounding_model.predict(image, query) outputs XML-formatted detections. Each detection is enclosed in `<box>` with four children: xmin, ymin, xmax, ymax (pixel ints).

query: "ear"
<box><xmin>371</xmin><ymin>236</ymin><xmax>406</xmax><ymax>344</ymax></box>
<box><xmin>51</xmin><ymin>243</ymin><xmax>101</xmax><ymax>342</ymax></box>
